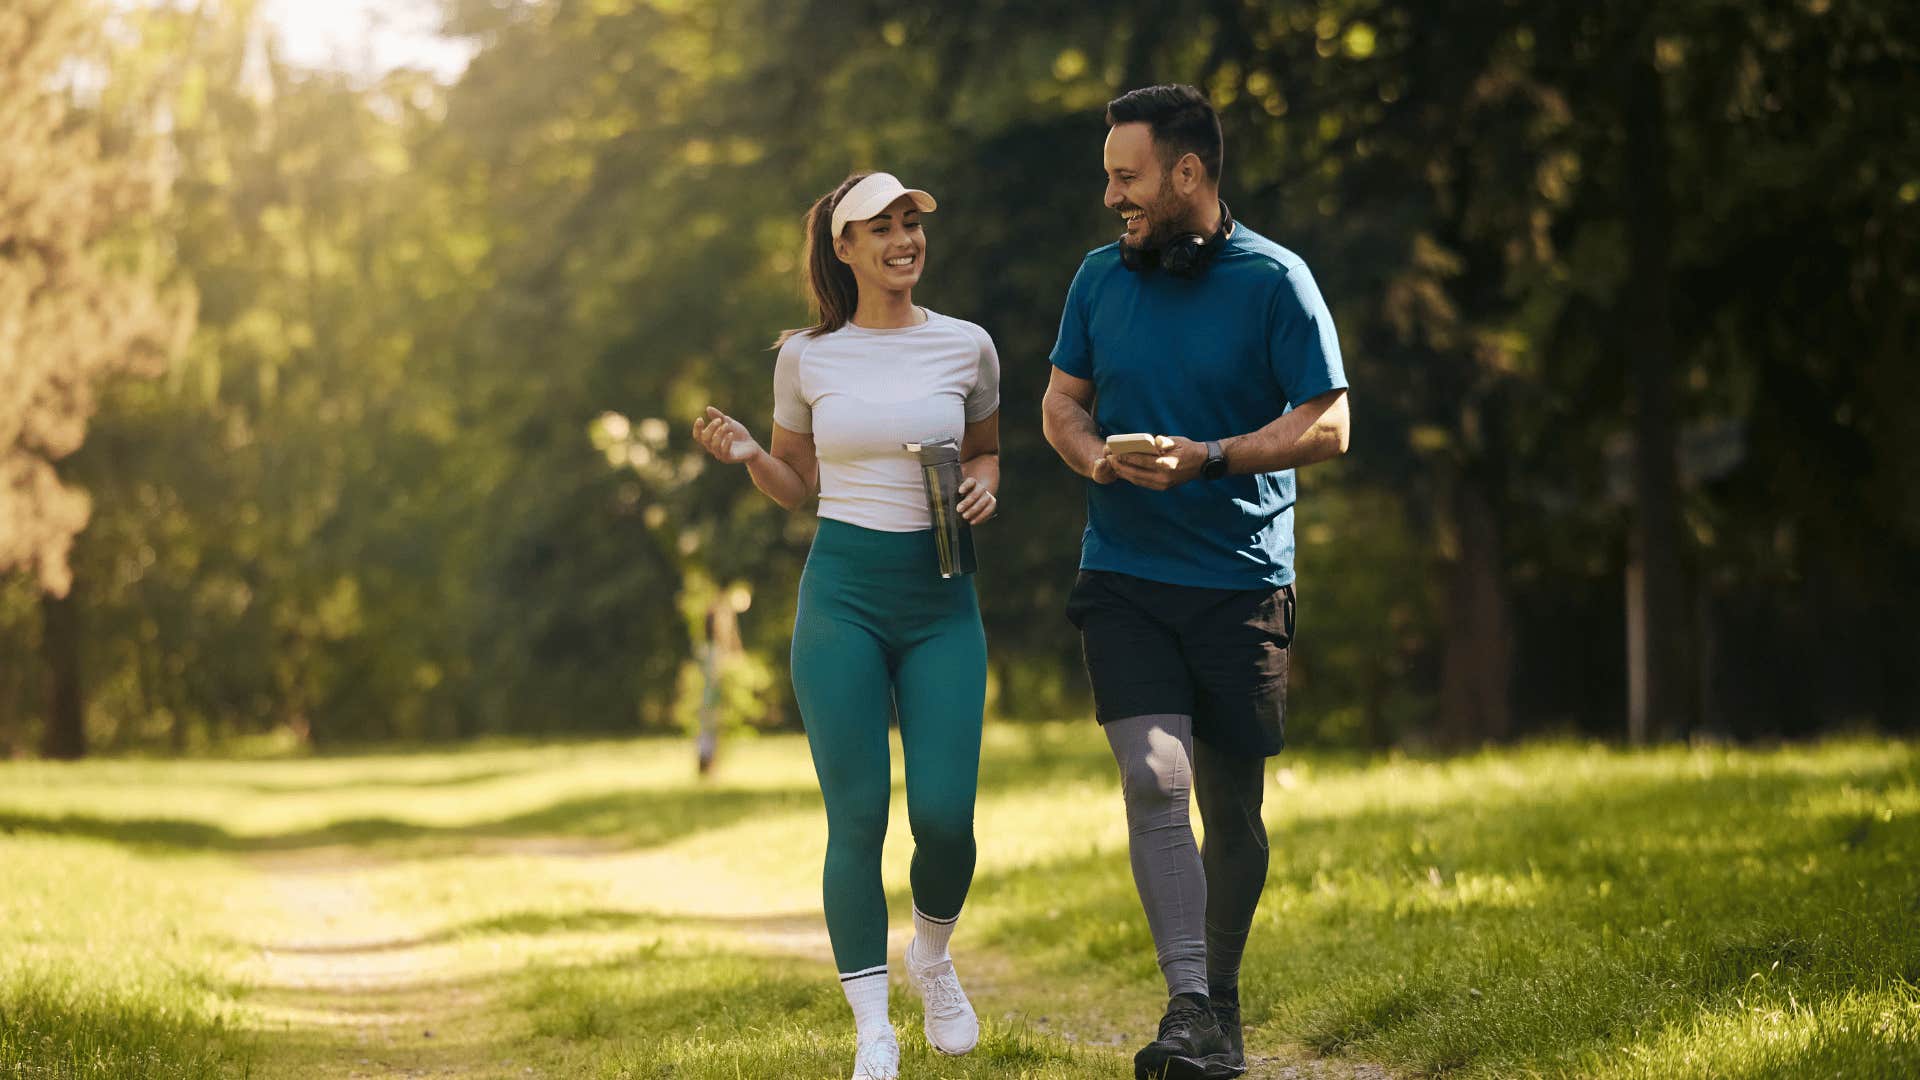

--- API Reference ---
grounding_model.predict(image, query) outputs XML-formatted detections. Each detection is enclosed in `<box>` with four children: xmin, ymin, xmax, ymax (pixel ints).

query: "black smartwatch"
<box><xmin>1202</xmin><ymin>439</ymin><xmax>1228</xmax><ymax>481</ymax></box>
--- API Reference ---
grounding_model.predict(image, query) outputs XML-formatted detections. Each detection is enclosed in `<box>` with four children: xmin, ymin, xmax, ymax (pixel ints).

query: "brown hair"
<box><xmin>1106</xmin><ymin>84</ymin><xmax>1223</xmax><ymax>182</ymax></box>
<box><xmin>775</xmin><ymin>172</ymin><xmax>869</xmax><ymax>347</ymax></box>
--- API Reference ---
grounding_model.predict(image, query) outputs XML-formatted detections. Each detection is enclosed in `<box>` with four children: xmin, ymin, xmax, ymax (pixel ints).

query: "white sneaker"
<box><xmin>850</xmin><ymin>1028</ymin><xmax>899</xmax><ymax>1080</ymax></box>
<box><xmin>906</xmin><ymin>938</ymin><xmax>979</xmax><ymax>1055</ymax></box>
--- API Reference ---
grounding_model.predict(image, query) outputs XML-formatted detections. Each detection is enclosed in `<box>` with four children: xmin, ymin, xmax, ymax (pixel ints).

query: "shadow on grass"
<box><xmin>251</xmin><ymin>907</ymin><xmax>825</xmax><ymax>958</ymax></box>
<box><xmin>0</xmin><ymin>726</ymin><xmax>1121</xmax><ymax>859</ymax></box>
<box><xmin>0</xmin><ymin>784</ymin><xmax>823</xmax><ymax>856</ymax></box>
<box><xmin>226</xmin><ymin>765</ymin><xmax>537</xmax><ymax>796</ymax></box>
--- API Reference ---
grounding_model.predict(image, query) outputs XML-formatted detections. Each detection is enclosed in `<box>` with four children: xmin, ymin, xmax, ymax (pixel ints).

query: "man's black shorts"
<box><xmin>1065</xmin><ymin>570</ymin><xmax>1294</xmax><ymax>757</ymax></box>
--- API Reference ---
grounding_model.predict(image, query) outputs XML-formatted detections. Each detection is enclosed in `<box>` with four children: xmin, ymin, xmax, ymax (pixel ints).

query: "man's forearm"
<box><xmin>1042</xmin><ymin>389</ymin><xmax>1106</xmax><ymax>480</ymax></box>
<box><xmin>1220</xmin><ymin>390</ymin><xmax>1350</xmax><ymax>475</ymax></box>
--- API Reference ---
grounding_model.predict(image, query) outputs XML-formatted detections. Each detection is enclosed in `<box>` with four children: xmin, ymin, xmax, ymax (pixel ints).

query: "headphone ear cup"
<box><xmin>1166</xmin><ymin>207</ymin><xmax>1232</xmax><ymax>279</ymax></box>
<box><xmin>1127</xmin><ymin>202</ymin><xmax>1231</xmax><ymax>280</ymax></box>
<box><xmin>1161</xmin><ymin>235</ymin><xmax>1204</xmax><ymax>278</ymax></box>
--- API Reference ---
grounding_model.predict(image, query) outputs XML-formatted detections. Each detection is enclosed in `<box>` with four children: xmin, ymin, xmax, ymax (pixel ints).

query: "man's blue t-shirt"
<box><xmin>1049</xmin><ymin>223</ymin><xmax>1346</xmax><ymax>590</ymax></box>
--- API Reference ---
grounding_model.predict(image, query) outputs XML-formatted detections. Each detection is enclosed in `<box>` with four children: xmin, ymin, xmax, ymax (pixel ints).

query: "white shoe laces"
<box><xmin>918</xmin><ymin>960</ymin><xmax>970</xmax><ymax>1019</ymax></box>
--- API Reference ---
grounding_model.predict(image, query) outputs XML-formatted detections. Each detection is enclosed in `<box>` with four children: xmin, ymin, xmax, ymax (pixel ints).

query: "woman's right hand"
<box><xmin>691</xmin><ymin>403</ymin><xmax>764</xmax><ymax>463</ymax></box>
<box><xmin>693</xmin><ymin>406</ymin><xmax>764</xmax><ymax>465</ymax></box>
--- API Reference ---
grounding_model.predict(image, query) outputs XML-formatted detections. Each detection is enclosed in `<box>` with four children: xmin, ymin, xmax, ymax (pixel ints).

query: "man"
<box><xmin>1041</xmin><ymin>84</ymin><xmax>1350</xmax><ymax>1080</ymax></box>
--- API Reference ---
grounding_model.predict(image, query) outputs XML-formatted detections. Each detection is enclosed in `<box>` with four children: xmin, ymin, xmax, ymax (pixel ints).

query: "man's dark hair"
<box><xmin>1106</xmin><ymin>84</ymin><xmax>1223</xmax><ymax>182</ymax></box>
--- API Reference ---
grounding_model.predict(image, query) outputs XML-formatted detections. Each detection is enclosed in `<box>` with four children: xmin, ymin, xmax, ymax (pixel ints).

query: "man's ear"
<box><xmin>1175</xmin><ymin>152</ymin><xmax>1203</xmax><ymax>196</ymax></box>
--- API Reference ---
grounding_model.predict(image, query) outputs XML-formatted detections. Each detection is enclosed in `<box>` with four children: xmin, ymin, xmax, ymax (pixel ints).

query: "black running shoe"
<box><xmin>1133</xmin><ymin>994</ymin><xmax>1232</xmax><ymax>1080</ymax></box>
<box><xmin>1208</xmin><ymin>997</ymin><xmax>1248</xmax><ymax>1078</ymax></box>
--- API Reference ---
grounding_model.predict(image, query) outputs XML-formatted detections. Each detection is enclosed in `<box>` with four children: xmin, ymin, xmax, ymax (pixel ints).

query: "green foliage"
<box><xmin>13</xmin><ymin>1</ymin><xmax>506</xmax><ymax>749</ymax></box>
<box><xmin>4</xmin><ymin>0</ymin><xmax>1916</xmax><ymax>752</ymax></box>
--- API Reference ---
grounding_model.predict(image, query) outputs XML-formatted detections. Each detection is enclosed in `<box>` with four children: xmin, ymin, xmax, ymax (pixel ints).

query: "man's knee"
<box><xmin>1190</xmin><ymin>757</ymin><xmax>1267</xmax><ymax>849</ymax></box>
<box><xmin>1111</xmin><ymin>715</ymin><xmax>1194</xmax><ymax>806</ymax></box>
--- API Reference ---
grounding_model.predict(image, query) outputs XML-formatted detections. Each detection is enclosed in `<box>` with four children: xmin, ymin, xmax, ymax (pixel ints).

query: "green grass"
<box><xmin>1</xmin><ymin>727</ymin><xmax>1916</xmax><ymax>1077</ymax></box>
<box><xmin>0</xmin><ymin>836</ymin><xmax>254</xmax><ymax>1077</ymax></box>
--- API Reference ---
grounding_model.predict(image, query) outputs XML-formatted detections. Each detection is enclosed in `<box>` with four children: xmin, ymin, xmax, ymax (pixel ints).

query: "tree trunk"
<box><xmin>40</xmin><ymin>579</ymin><xmax>85</xmax><ymax>760</ymax></box>
<box><xmin>1437</xmin><ymin>480</ymin><xmax>1513</xmax><ymax>746</ymax></box>
<box><xmin>1623</xmin><ymin>46</ymin><xmax>1692</xmax><ymax>743</ymax></box>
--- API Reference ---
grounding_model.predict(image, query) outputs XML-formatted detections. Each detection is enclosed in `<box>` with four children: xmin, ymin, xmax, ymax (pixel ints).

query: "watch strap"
<box><xmin>1203</xmin><ymin>439</ymin><xmax>1226</xmax><ymax>480</ymax></box>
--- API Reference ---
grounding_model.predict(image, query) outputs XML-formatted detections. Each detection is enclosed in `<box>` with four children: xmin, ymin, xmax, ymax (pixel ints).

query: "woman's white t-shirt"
<box><xmin>773</xmin><ymin>309</ymin><xmax>1000</xmax><ymax>532</ymax></box>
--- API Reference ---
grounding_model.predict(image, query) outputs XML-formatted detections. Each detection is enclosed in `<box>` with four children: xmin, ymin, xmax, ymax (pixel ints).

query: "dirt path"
<box><xmin>229</xmin><ymin>844</ymin><xmax>1388</xmax><ymax>1080</ymax></box>
<box><xmin>234</xmin><ymin>851</ymin><xmax>520</xmax><ymax>1079</ymax></box>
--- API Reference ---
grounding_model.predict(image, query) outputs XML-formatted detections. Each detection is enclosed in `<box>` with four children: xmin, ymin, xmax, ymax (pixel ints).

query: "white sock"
<box><xmin>839</xmin><ymin>966</ymin><xmax>890</xmax><ymax>1040</ymax></box>
<box><xmin>910</xmin><ymin>906</ymin><xmax>959</xmax><ymax>964</ymax></box>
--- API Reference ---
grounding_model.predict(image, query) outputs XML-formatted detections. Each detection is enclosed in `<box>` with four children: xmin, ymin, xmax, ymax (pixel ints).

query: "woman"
<box><xmin>692</xmin><ymin>171</ymin><xmax>1000</xmax><ymax>1080</ymax></box>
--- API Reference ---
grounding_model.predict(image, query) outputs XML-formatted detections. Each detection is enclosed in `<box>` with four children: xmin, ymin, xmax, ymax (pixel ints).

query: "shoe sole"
<box><xmin>1137</xmin><ymin>1053</ymin><xmax>1251</xmax><ymax>1080</ymax></box>
<box><xmin>926</xmin><ymin>1024</ymin><xmax>978</xmax><ymax>1057</ymax></box>
<box><xmin>1121</xmin><ymin>1053</ymin><xmax>1198</xmax><ymax>1076</ymax></box>
<box><xmin>918</xmin><ymin>998</ymin><xmax>977</xmax><ymax>1055</ymax></box>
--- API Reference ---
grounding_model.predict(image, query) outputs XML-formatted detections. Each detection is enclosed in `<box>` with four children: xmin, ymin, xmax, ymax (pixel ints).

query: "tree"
<box><xmin>8</xmin><ymin>0</ymin><xmax>1911</xmax><ymax>756</ymax></box>
<box><xmin>0</xmin><ymin>0</ymin><xmax>191</xmax><ymax>758</ymax></box>
<box><xmin>63</xmin><ymin>0</ymin><xmax>505</xmax><ymax>749</ymax></box>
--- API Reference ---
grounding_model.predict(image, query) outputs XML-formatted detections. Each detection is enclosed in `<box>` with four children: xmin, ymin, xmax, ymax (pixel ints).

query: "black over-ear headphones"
<box><xmin>1120</xmin><ymin>200</ymin><xmax>1234</xmax><ymax>279</ymax></box>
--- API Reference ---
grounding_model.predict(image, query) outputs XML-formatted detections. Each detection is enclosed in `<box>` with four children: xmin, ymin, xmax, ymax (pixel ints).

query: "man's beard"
<box><xmin>1120</xmin><ymin>177</ymin><xmax>1187</xmax><ymax>250</ymax></box>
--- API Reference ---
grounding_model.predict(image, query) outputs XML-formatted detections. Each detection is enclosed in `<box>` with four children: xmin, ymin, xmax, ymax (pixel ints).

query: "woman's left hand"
<box><xmin>956</xmin><ymin>477</ymin><xmax>998</xmax><ymax>524</ymax></box>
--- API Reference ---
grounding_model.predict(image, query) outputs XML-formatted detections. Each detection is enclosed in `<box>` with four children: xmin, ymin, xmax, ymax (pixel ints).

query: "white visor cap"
<box><xmin>830</xmin><ymin>172</ymin><xmax>937</xmax><ymax>236</ymax></box>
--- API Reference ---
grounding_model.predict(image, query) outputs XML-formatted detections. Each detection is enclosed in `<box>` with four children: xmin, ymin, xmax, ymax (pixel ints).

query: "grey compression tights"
<box><xmin>1104</xmin><ymin>713</ymin><xmax>1270</xmax><ymax>1001</ymax></box>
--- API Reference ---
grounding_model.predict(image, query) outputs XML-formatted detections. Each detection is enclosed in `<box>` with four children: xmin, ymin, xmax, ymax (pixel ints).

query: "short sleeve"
<box><xmin>772</xmin><ymin>334</ymin><xmax>811</xmax><ymax>434</ymax></box>
<box><xmin>964</xmin><ymin>323</ymin><xmax>1001</xmax><ymax>422</ymax></box>
<box><xmin>1047</xmin><ymin>260</ymin><xmax>1095</xmax><ymax>379</ymax></box>
<box><xmin>1268</xmin><ymin>264</ymin><xmax>1347</xmax><ymax>405</ymax></box>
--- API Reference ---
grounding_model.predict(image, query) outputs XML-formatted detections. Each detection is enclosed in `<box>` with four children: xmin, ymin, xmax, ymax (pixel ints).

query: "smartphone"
<box><xmin>1104</xmin><ymin>432</ymin><xmax>1163</xmax><ymax>457</ymax></box>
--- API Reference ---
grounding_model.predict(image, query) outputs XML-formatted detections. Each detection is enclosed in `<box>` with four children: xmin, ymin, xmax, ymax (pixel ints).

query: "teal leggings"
<box><xmin>791</xmin><ymin>518</ymin><xmax>987</xmax><ymax>974</ymax></box>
